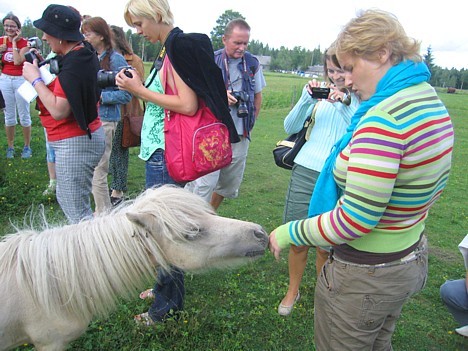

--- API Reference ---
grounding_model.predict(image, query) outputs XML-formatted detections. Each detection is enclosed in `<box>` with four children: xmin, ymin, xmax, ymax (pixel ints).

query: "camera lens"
<box><xmin>97</xmin><ymin>70</ymin><xmax>118</xmax><ymax>88</ymax></box>
<box><xmin>237</xmin><ymin>102</ymin><xmax>248</xmax><ymax>118</ymax></box>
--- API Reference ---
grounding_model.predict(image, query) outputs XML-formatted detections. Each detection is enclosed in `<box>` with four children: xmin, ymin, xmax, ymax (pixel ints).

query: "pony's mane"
<box><xmin>0</xmin><ymin>185</ymin><xmax>213</xmax><ymax>322</ymax></box>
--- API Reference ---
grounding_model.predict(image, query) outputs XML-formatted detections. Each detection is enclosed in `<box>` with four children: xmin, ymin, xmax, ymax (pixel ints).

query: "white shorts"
<box><xmin>185</xmin><ymin>136</ymin><xmax>250</xmax><ymax>201</ymax></box>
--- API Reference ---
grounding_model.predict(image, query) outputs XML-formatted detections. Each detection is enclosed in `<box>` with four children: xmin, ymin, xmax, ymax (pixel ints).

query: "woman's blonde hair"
<box><xmin>335</xmin><ymin>9</ymin><xmax>421</xmax><ymax>65</ymax></box>
<box><xmin>124</xmin><ymin>0</ymin><xmax>174</xmax><ymax>27</ymax></box>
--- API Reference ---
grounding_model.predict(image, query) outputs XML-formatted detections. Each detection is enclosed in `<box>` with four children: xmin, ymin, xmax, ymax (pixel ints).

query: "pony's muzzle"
<box><xmin>245</xmin><ymin>227</ymin><xmax>268</xmax><ymax>257</ymax></box>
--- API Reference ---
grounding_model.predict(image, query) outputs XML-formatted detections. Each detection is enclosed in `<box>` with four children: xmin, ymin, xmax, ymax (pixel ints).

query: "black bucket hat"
<box><xmin>33</xmin><ymin>4</ymin><xmax>84</xmax><ymax>42</ymax></box>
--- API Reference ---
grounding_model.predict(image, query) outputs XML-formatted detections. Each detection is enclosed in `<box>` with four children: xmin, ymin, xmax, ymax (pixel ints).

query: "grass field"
<box><xmin>1</xmin><ymin>72</ymin><xmax>467</xmax><ymax>350</ymax></box>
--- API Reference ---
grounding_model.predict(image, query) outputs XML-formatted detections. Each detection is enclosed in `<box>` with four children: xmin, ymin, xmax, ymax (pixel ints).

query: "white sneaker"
<box><xmin>43</xmin><ymin>183</ymin><xmax>56</xmax><ymax>196</ymax></box>
<box><xmin>455</xmin><ymin>325</ymin><xmax>468</xmax><ymax>337</ymax></box>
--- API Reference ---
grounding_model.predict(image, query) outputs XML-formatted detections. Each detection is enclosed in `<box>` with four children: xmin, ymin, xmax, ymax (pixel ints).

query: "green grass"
<box><xmin>1</xmin><ymin>72</ymin><xmax>468</xmax><ymax>350</ymax></box>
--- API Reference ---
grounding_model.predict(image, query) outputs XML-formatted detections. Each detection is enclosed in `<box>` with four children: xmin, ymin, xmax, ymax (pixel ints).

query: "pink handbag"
<box><xmin>163</xmin><ymin>62</ymin><xmax>232</xmax><ymax>183</ymax></box>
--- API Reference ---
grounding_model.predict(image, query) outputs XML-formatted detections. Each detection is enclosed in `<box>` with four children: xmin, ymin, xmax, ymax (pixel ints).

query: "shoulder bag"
<box><xmin>121</xmin><ymin>96</ymin><xmax>144</xmax><ymax>148</ymax></box>
<box><xmin>163</xmin><ymin>62</ymin><xmax>232</xmax><ymax>183</ymax></box>
<box><xmin>121</xmin><ymin>52</ymin><xmax>145</xmax><ymax>148</ymax></box>
<box><xmin>273</xmin><ymin>102</ymin><xmax>319</xmax><ymax>170</ymax></box>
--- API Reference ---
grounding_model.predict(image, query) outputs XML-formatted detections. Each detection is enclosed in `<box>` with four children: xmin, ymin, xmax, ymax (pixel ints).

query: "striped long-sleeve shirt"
<box><xmin>275</xmin><ymin>82</ymin><xmax>454</xmax><ymax>254</ymax></box>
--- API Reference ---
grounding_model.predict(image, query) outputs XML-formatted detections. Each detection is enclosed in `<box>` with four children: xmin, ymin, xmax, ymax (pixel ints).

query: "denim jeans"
<box><xmin>148</xmin><ymin>267</ymin><xmax>185</xmax><ymax>322</ymax></box>
<box><xmin>145</xmin><ymin>149</ymin><xmax>185</xmax><ymax>321</ymax></box>
<box><xmin>145</xmin><ymin>149</ymin><xmax>178</xmax><ymax>188</ymax></box>
<box><xmin>440</xmin><ymin>279</ymin><xmax>468</xmax><ymax>326</ymax></box>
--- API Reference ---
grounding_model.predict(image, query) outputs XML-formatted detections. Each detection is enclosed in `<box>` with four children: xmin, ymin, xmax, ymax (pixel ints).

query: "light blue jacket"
<box><xmin>284</xmin><ymin>85</ymin><xmax>359</xmax><ymax>172</ymax></box>
<box><xmin>98</xmin><ymin>50</ymin><xmax>132</xmax><ymax>122</ymax></box>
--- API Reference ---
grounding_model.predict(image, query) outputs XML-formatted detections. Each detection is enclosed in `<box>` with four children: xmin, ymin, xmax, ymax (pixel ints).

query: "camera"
<box><xmin>97</xmin><ymin>67</ymin><xmax>133</xmax><ymax>88</ymax></box>
<box><xmin>339</xmin><ymin>88</ymin><xmax>352</xmax><ymax>106</ymax></box>
<box><xmin>24</xmin><ymin>51</ymin><xmax>39</xmax><ymax>64</ymax></box>
<box><xmin>310</xmin><ymin>87</ymin><xmax>331</xmax><ymax>99</ymax></box>
<box><xmin>24</xmin><ymin>51</ymin><xmax>60</xmax><ymax>75</ymax></box>
<box><xmin>27</xmin><ymin>37</ymin><xmax>43</xmax><ymax>51</ymax></box>
<box><xmin>231</xmin><ymin>90</ymin><xmax>250</xmax><ymax>118</ymax></box>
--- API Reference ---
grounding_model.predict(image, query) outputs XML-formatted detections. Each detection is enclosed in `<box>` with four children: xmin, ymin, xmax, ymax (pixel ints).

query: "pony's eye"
<box><xmin>183</xmin><ymin>227</ymin><xmax>201</xmax><ymax>240</ymax></box>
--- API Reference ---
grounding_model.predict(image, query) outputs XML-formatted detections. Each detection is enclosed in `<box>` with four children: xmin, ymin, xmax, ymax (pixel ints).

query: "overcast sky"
<box><xmin>0</xmin><ymin>0</ymin><xmax>465</xmax><ymax>70</ymax></box>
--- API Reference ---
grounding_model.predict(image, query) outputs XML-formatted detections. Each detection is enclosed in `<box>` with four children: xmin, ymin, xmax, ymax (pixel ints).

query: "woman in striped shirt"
<box><xmin>269</xmin><ymin>9</ymin><xmax>454</xmax><ymax>350</ymax></box>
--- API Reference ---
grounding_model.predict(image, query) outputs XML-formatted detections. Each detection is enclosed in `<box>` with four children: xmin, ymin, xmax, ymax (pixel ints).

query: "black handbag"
<box><xmin>273</xmin><ymin>103</ymin><xmax>319</xmax><ymax>170</ymax></box>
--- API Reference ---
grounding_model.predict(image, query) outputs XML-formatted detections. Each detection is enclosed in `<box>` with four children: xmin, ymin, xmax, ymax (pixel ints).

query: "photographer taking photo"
<box><xmin>81</xmin><ymin>16</ymin><xmax>132</xmax><ymax>215</ymax></box>
<box><xmin>22</xmin><ymin>4</ymin><xmax>105</xmax><ymax>224</ymax></box>
<box><xmin>186</xmin><ymin>18</ymin><xmax>266</xmax><ymax>210</ymax></box>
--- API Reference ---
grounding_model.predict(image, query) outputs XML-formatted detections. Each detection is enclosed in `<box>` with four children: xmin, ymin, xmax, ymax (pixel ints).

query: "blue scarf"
<box><xmin>308</xmin><ymin>60</ymin><xmax>431</xmax><ymax>217</ymax></box>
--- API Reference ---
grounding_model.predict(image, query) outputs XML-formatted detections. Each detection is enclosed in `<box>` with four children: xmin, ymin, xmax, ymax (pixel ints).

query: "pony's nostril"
<box><xmin>254</xmin><ymin>228</ymin><xmax>267</xmax><ymax>239</ymax></box>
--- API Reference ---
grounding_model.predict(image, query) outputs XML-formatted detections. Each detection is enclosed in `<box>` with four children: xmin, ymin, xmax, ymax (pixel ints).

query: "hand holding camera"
<box><xmin>98</xmin><ymin>66</ymin><xmax>134</xmax><ymax>88</ymax></box>
<box><xmin>115</xmin><ymin>67</ymin><xmax>144</xmax><ymax>96</ymax></box>
<box><xmin>306</xmin><ymin>79</ymin><xmax>329</xmax><ymax>99</ymax></box>
<box><xmin>24</xmin><ymin>50</ymin><xmax>44</xmax><ymax>64</ymax></box>
<box><xmin>329</xmin><ymin>87</ymin><xmax>351</xmax><ymax>106</ymax></box>
<box><xmin>307</xmin><ymin>80</ymin><xmax>351</xmax><ymax>105</ymax></box>
<box><xmin>229</xmin><ymin>90</ymin><xmax>250</xmax><ymax>118</ymax></box>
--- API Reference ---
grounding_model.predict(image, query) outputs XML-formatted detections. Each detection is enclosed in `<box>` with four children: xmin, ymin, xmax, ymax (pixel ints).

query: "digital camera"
<box><xmin>24</xmin><ymin>51</ymin><xmax>39</xmax><ymax>64</ymax></box>
<box><xmin>97</xmin><ymin>67</ymin><xmax>133</xmax><ymax>88</ymax></box>
<box><xmin>231</xmin><ymin>90</ymin><xmax>250</xmax><ymax>118</ymax></box>
<box><xmin>27</xmin><ymin>37</ymin><xmax>43</xmax><ymax>51</ymax></box>
<box><xmin>25</xmin><ymin>51</ymin><xmax>60</xmax><ymax>75</ymax></box>
<box><xmin>309</xmin><ymin>87</ymin><xmax>330</xmax><ymax>99</ymax></box>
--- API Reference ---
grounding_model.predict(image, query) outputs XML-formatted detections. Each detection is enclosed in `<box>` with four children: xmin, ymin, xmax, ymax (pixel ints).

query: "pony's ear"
<box><xmin>126</xmin><ymin>212</ymin><xmax>158</xmax><ymax>233</ymax></box>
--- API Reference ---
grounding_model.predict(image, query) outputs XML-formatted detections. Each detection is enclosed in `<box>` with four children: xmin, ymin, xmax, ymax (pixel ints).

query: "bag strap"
<box><xmin>163</xmin><ymin>60</ymin><xmax>206</xmax><ymax>110</ymax></box>
<box><xmin>145</xmin><ymin>44</ymin><xmax>167</xmax><ymax>88</ymax></box>
<box><xmin>163</xmin><ymin>59</ymin><xmax>177</xmax><ymax>95</ymax></box>
<box><xmin>305</xmin><ymin>102</ymin><xmax>320</xmax><ymax>141</ymax></box>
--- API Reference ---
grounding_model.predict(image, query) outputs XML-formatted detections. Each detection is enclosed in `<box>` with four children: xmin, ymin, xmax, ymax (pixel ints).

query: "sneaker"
<box><xmin>21</xmin><ymin>146</ymin><xmax>32</xmax><ymax>159</ymax></box>
<box><xmin>43</xmin><ymin>183</ymin><xmax>56</xmax><ymax>196</ymax></box>
<box><xmin>6</xmin><ymin>147</ymin><xmax>14</xmax><ymax>159</ymax></box>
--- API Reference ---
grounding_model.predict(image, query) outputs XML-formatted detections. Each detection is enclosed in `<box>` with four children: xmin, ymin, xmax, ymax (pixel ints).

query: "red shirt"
<box><xmin>38</xmin><ymin>78</ymin><xmax>102</xmax><ymax>141</ymax></box>
<box><xmin>1</xmin><ymin>37</ymin><xmax>27</xmax><ymax>76</ymax></box>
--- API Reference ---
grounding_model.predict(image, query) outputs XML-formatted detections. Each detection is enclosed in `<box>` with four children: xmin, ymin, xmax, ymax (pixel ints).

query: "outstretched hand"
<box><xmin>268</xmin><ymin>230</ymin><xmax>282</xmax><ymax>261</ymax></box>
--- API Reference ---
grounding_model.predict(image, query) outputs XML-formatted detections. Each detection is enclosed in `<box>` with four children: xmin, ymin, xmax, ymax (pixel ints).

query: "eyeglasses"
<box><xmin>4</xmin><ymin>25</ymin><xmax>18</xmax><ymax>29</ymax></box>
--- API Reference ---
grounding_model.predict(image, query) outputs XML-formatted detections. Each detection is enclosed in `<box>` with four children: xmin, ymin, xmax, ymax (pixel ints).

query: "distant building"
<box><xmin>256</xmin><ymin>55</ymin><xmax>271</xmax><ymax>72</ymax></box>
<box><xmin>305</xmin><ymin>65</ymin><xmax>324</xmax><ymax>78</ymax></box>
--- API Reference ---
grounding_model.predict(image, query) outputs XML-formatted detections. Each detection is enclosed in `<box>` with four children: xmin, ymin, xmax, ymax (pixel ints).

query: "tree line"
<box><xmin>5</xmin><ymin>12</ymin><xmax>467</xmax><ymax>90</ymax></box>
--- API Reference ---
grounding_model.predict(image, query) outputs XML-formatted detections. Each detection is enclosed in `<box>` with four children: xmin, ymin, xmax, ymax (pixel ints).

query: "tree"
<box><xmin>460</xmin><ymin>69</ymin><xmax>468</xmax><ymax>90</ymax></box>
<box><xmin>20</xmin><ymin>18</ymin><xmax>36</xmax><ymax>39</ymax></box>
<box><xmin>424</xmin><ymin>46</ymin><xmax>437</xmax><ymax>85</ymax></box>
<box><xmin>310</xmin><ymin>47</ymin><xmax>323</xmax><ymax>66</ymax></box>
<box><xmin>210</xmin><ymin>10</ymin><xmax>245</xmax><ymax>51</ymax></box>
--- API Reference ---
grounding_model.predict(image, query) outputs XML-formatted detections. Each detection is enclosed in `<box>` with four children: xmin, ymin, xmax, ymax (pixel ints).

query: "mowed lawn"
<box><xmin>0</xmin><ymin>72</ymin><xmax>467</xmax><ymax>350</ymax></box>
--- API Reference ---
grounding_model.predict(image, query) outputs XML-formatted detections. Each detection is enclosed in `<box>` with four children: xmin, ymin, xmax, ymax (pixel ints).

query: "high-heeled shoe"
<box><xmin>277</xmin><ymin>291</ymin><xmax>301</xmax><ymax>316</ymax></box>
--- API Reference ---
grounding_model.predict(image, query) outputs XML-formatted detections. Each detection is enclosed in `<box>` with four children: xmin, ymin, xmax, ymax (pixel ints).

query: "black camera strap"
<box><xmin>223</xmin><ymin>53</ymin><xmax>248</xmax><ymax>91</ymax></box>
<box><xmin>145</xmin><ymin>43</ymin><xmax>167</xmax><ymax>88</ymax></box>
